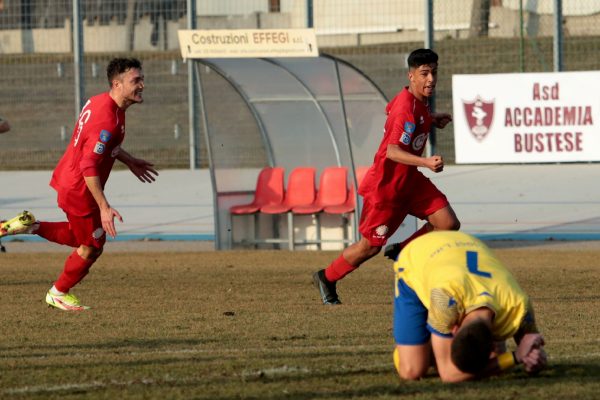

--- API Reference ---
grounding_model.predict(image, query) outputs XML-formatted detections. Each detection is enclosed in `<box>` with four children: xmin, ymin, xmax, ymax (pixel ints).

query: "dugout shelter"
<box><xmin>180</xmin><ymin>29</ymin><xmax>417</xmax><ymax>249</ymax></box>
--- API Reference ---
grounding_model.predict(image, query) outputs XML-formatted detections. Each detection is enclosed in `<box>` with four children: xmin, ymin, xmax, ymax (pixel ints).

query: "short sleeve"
<box><xmin>389</xmin><ymin>111</ymin><xmax>417</xmax><ymax>151</ymax></box>
<box><xmin>517</xmin><ymin>299</ymin><xmax>539</xmax><ymax>335</ymax></box>
<box><xmin>80</xmin><ymin>124</ymin><xmax>114</xmax><ymax>177</ymax></box>
<box><xmin>427</xmin><ymin>288</ymin><xmax>460</xmax><ymax>337</ymax></box>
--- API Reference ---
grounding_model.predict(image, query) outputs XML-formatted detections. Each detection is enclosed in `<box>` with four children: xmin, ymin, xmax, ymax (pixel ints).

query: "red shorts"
<box><xmin>359</xmin><ymin>173</ymin><xmax>448</xmax><ymax>247</ymax></box>
<box><xmin>66</xmin><ymin>211</ymin><xmax>106</xmax><ymax>249</ymax></box>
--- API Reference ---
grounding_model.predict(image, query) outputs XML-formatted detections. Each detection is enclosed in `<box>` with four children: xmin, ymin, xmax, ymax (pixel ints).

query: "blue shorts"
<box><xmin>393</xmin><ymin>279</ymin><xmax>430</xmax><ymax>345</ymax></box>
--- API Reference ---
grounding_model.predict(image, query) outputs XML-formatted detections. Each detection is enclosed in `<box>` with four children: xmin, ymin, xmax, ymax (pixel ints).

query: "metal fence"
<box><xmin>1</xmin><ymin>0</ymin><xmax>598</xmax><ymax>169</ymax></box>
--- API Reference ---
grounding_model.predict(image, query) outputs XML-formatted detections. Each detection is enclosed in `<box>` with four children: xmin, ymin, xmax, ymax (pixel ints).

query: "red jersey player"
<box><xmin>313</xmin><ymin>48</ymin><xmax>460</xmax><ymax>305</ymax></box>
<box><xmin>0</xmin><ymin>58</ymin><xmax>158</xmax><ymax>311</ymax></box>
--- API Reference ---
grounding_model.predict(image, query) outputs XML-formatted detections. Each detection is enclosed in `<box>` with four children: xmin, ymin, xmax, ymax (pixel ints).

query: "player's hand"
<box><xmin>522</xmin><ymin>347</ymin><xmax>547</xmax><ymax>374</ymax></box>
<box><xmin>128</xmin><ymin>158</ymin><xmax>159</xmax><ymax>183</ymax></box>
<box><xmin>100</xmin><ymin>206</ymin><xmax>123</xmax><ymax>238</ymax></box>
<box><xmin>431</xmin><ymin>113</ymin><xmax>453</xmax><ymax>129</ymax></box>
<box><xmin>515</xmin><ymin>333</ymin><xmax>546</xmax><ymax>373</ymax></box>
<box><xmin>425</xmin><ymin>155</ymin><xmax>444</xmax><ymax>173</ymax></box>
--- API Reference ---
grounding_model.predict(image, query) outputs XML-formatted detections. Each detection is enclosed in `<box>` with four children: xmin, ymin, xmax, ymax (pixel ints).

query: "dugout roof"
<box><xmin>192</xmin><ymin>55</ymin><xmax>388</xmax><ymax>248</ymax></box>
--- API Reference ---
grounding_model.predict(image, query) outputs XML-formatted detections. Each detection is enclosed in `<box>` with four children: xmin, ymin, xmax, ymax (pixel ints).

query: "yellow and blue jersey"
<box><xmin>393</xmin><ymin>231</ymin><xmax>536</xmax><ymax>342</ymax></box>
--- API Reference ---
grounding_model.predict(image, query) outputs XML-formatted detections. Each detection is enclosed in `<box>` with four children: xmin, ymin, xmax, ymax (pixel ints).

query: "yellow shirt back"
<box><xmin>393</xmin><ymin>231</ymin><xmax>533</xmax><ymax>340</ymax></box>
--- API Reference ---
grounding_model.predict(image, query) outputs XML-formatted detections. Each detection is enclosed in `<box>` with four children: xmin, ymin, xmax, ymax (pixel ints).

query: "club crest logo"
<box><xmin>462</xmin><ymin>96</ymin><xmax>494</xmax><ymax>141</ymax></box>
<box><xmin>375</xmin><ymin>225</ymin><xmax>388</xmax><ymax>237</ymax></box>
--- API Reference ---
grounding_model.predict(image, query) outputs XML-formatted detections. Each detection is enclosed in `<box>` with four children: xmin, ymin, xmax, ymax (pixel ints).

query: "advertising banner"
<box><xmin>178</xmin><ymin>29</ymin><xmax>318</xmax><ymax>59</ymax></box>
<box><xmin>452</xmin><ymin>71</ymin><xmax>600</xmax><ymax>163</ymax></box>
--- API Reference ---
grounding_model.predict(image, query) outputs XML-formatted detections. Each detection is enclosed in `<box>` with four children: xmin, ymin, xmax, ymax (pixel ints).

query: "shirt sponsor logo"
<box><xmin>93</xmin><ymin>142</ymin><xmax>105</xmax><ymax>154</ymax></box>
<box><xmin>400</xmin><ymin>132</ymin><xmax>411</xmax><ymax>145</ymax></box>
<box><xmin>99</xmin><ymin>130</ymin><xmax>112</xmax><ymax>143</ymax></box>
<box><xmin>412</xmin><ymin>133</ymin><xmax>427</xmax><ymax>151</ymax></box>
<box><xmin>404</xmin><ymin>121</ymin><xmax>416</xmax><ymax>133</ymax></box>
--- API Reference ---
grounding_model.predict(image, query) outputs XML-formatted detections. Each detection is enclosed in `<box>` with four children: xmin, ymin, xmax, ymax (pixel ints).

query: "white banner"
<box><xmin>452</xmin><ymin>71</ymin><xmax>600</xmax><ymax>163</ymax></box>
<box><xmin>178</xmin><ymin>29</ymin><xmax>318</xmax><ymax>59</ymax></box>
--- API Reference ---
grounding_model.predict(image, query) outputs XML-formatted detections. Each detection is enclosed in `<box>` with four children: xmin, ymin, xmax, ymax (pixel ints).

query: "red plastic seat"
<box><xmin>323</xmin><ymin>165</ymin><xmax>369</xmax><ymax>215</ymax></box>
<box><xmin>260</xmin><ymin>167</ymin><xmax>316</xmax><ymax>250</ymax></box>
<box><xmin>261</xmin><ymin>167</ymin><xmax>316</xmax><ymax>214</ymax></box>
<box><xmin>229</xmin><ymin>167</ymin><xmax>285</xmax><ymax>248</ymax></box>
<box><xmin>293</xmin><ymin>167</ymin><xmax>348</xmax><ymax>215</ymax></box>
<box><xmin>322</xmin><ymin>166</ymin><xmax>370</xmax><ymax>247</ymax></box>
<box><xmin>230</xmin><ymin>167</ymin><xmax>285</xmax><ymax>215</ymax></box>
<box><xmin>287</xmin><ymin>167</ymin><xmax>348</xmax><ymax>250</ymax></box>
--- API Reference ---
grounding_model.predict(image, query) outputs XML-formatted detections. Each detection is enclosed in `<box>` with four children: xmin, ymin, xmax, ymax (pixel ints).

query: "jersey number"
<box><xmin>466</xmin><ymin>251</ymin><xmax>492</xmax><ymax>278</ymax></box>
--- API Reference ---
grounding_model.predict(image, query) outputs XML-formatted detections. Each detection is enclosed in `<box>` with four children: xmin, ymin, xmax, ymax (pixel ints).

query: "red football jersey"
<box><xmin>50</xmin><ymin>92</ymin><xmax>125</xmax><ymax>216</ymax></box>
<box><xmin>358</xmin><ymin>87</ymin><xmax>433</xmax><ymax>206</ymax></box>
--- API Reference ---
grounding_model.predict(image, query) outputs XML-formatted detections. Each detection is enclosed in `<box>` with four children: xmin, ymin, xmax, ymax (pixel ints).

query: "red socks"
<box><xmin>54</xmin><ymin>250</ymin><xmax>95</xmax><ymax>293</ymax></box>
<box><xmin>324</xmin><ymin>255</ymin><xmax>357</xmax><ymax>282</ymax></box>
<box><xmin>36</xmin><ymin>222</ymin><xmax>79</xmax><ymax>247</ymax></box>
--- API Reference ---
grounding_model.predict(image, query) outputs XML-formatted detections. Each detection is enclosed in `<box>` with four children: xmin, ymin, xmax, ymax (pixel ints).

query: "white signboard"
<box><xmin>178</xmin><ymin>29</ymin><xmax>318</xmax><ymax>59</ymax></box>
<box><xmin>452</xmin><ymin>71</ymin><xmax>600</xmax><ymax>163</ymax></box>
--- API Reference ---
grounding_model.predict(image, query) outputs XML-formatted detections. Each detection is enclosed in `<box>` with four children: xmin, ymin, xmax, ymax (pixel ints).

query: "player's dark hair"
<box><xmin>451</xmin><ymin>319</ymin><xmax>493</xmax><ymax>374</ymax></box>
<box><xmin>106</xmin><ymin>58</ymin><xmax>142</xmax><ymax>87</ymax></box>
<box><xmin>407</xmin><ymin>48</ymin><xmax>438</xmax><ymax>69</ymax></box>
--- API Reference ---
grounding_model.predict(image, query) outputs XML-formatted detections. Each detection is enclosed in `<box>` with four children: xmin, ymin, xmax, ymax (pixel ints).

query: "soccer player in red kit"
<box><xmin>313</xmin><ymin>48</ymin><xmax>460</xmax><ymax>305</ymax></box>
<box><xmin>0</xmin><ymin>58</ymin><xmax>158</xmax><ymax>311</ymax></box>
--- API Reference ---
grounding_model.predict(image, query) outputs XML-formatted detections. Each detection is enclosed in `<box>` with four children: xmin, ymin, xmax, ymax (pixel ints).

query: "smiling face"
<box><xmin>111</xmin><ymin>68</ymin><xmax>145</xmax><ymax>110</ymax></box>
<box><xmin>408</xmin><ymin>62</ymin><xmax>437</xmax><ymax>102</ymax></box>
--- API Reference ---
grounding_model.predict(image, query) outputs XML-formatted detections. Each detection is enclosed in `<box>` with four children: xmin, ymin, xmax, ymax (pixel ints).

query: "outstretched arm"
<box><xmin>116</xmin><ymin>148</ymin><xmax>159</xmax><ymax>183</ymax></box>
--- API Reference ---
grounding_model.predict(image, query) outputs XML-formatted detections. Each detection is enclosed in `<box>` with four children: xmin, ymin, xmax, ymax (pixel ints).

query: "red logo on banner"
<box><xmin>463</xmin><ymin>96</ymin><xmax>495</xmax><ymax>141</ymax></box>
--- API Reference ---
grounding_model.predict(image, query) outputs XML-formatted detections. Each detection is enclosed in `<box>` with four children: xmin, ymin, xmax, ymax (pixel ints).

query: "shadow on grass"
<box><xmin>0</xmin><ymin>337</ymin><xmax>219</xmax><ymax>355</ymax></box>
<box><xmin>197</xmin><ymin>362</ymin><xmax>600</xmax><ymax>400</ymax></box>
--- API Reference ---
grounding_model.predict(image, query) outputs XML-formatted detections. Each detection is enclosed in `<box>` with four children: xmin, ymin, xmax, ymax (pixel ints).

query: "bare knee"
<box><xmin>394</xmin><ymin>346</ymin><xmax>430</xmax><ymax>381</ymax></box>
<box><xmin>77</xmin><ymin>245</ymin><xmax>103</xmax><ymax>260</ymax></box>
<box><xmin>397</xmin><ymin>367</ymin><xmax>426</xmax><ymax>381</ymax></box>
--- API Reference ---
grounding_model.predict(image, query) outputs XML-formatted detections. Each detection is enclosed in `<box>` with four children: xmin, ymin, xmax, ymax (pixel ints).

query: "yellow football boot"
<box><xmin>46</xmin><ymin>291</ymin><xmax>91</xmax><ymax>311</ymax></box>
<box><xmin>0</xmin><ymin>211</ymin><xmax>37</xmax><ymax>237</ymax></box>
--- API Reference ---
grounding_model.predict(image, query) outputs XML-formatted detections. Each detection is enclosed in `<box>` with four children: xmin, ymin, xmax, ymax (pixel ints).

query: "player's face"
<box><xmin>408</xmin><ymin>63</ymin><xmax>437</xmax><ymax>101</ymax></box>
<box><xmin>116</xmin><ymin>68</ymin><xmax>145</xmax><ymax>105</ymax></box>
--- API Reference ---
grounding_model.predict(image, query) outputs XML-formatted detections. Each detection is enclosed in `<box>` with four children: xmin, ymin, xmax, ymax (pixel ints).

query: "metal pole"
<box><xmin>553</xmin><ymin>0</ymin><xmax>563</xmax><ymax>72</ymax></box>
<box><xmin>424</xmin><ymin>0</ymin><xmax>433</xmax><ymax>50</ymax></box>
<box><xmin>187</xmin><ymin>0</ymin><xmax>198</xmax><ymax>169</ymax></box>
<box><xmin>194</xmin><ymin>63</ymin><xmax>220</xmax><ymax>249</ymax></box>
<box><xmin>424</xmin><ymin>0</ymin><xmax>435</xmax><ymax>156</ymax></box>
<box><xmin>307</xmin><ymin>0</ymin><xmax>314</xmax><ymax>28</ymax></box>
<box><xmin>519</xmin><ymin>0</ymin><xmax>525</xmax><ymax>72</ymax></box>
<box><xmin>73</xmin><ymin>0</ymin><xmax>85</xmax><ymax>118</ymax></box>
<box><xmin>333</xmin><ymin>59</ymin><xmax>359</xmax><ymax>242</ymax></box>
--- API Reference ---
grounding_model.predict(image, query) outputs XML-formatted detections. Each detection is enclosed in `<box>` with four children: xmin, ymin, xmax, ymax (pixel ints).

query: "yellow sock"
<box><xmin>393</xmin><ymin>347</ymin><xmax>401</xmax><ymax>375</ymax></box>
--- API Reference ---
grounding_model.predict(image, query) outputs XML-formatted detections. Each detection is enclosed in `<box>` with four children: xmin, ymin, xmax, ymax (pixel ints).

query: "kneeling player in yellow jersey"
<box><xmin>392</xmin><ymin>231</ymin><xmax>547</xmax><ymax>382</ymax></box>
